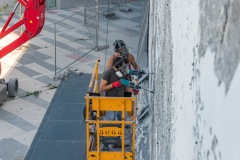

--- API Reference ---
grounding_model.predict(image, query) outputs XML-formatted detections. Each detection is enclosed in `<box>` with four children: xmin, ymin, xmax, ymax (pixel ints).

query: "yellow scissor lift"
<box><xmin>85</xmin><ymin>60</ymin><xmax>137</xmax><ymax>160</ymax></box>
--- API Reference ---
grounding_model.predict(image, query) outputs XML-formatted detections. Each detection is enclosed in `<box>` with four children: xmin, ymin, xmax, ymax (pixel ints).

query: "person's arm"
<box><xmin>100</xmin><ymin>79</ymin><xmax>113</xmax><ymax>92</ymax></box>
<box><xmin>106</xmin><ymin>54</ymin><xmax>115</xmax><ymax>69</ymax></box>
<box><xmin>100</xmin><ymin>78</ymin><xmax>122</xmax><ymax>92</ymax></box>
<box><xmin>130</xmin><ymin>53</ymin><xmax>140</xmax><ymax>70</ymax></box>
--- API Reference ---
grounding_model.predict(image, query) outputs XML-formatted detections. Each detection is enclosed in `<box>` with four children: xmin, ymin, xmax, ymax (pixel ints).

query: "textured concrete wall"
<box><xmin>139</xmin><ymin>0</ymin><xmax>240</xmax><ymax>159</ymax></box>
<box><xmin>148</xmin><ymin>0</ymin><xmax>173</xmax><ymax>159</ymax></box>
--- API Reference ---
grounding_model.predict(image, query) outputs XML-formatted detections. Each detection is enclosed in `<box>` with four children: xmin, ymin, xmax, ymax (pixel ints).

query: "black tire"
<box><xmin>0</xmin><ymin>79</ymin><xmax>5</xmax><ymax>83</ymax></box>
<box><xmin>7</xmin><ymin>78</ymin><xmax>18</xmax><ymax>97</ymax></box>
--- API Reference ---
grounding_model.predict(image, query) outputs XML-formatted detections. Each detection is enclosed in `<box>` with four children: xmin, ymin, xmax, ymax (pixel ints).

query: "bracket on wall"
<box><xmin>138</xmin><ymin>104</ymin><xmax>150</xmax><ymax>124</ymax></box>
<box><xmin>138</xmin><ymin>73</ymin><xmax>149</xmax><ymax>85</ymax></box>
<box><xmin>136</xmin><ymin>68</ymin><xmax>154</xmax><ymax>93</ymax></box>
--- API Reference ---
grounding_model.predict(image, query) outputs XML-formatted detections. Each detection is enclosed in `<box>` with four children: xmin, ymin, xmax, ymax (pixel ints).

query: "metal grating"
<box><xmin>25</xmin><ymin>74</ymin><xmax>92</xmax><ymax>160</ymax></box>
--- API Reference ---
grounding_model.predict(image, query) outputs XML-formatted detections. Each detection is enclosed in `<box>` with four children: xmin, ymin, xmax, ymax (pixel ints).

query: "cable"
<box><xmin>104</xmin><ymin>3</ymin><xmax>109</xmax><ymax>71</ymax></box>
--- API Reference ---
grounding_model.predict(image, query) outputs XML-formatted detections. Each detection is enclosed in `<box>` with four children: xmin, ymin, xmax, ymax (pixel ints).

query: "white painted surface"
<box><xmin>147</xmin><ymin>0</ymin><xmax>240</xmax><ymax>159</ymax></box>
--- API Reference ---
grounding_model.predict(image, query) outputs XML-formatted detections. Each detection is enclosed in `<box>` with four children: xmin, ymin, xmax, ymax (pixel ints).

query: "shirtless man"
<box><xmin>106</xmin><ymin>40</ymin><xmax>143</xmax><ymax>96</ymax></box>
<box><xmin>106</xmin><ymin>40</ymin><xmax>140</xmax><ymax>71</ymax></box>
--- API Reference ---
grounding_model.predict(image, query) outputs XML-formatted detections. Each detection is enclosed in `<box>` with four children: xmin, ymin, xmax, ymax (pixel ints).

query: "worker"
<box><xmin>100</xmin><ymin>56</ymin><xmax>132</xmax><ymax>149</ymax></box>
<box><xmin>106</xmin><ymin>40</ymin><xmax>143</xmax><ymax>96</ymax></box>
<box><xmin>106</xmin><ymin>40</ymin><xmax>141</xmax><ymax>71</ymax></box>
<box><xmin>100</xmin><ymin>56</ymin><xmax>126</xmax><ymax>120</ymax></box>
<box><xmin>100</xmin><ymin>56</ymin><xmax>125</xmax><ymax>97</ymax></box>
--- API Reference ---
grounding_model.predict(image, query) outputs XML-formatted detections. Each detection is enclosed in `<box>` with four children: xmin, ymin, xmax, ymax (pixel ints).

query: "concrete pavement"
<box><xmin>0</xmin><ymin>1</ymin><xmax>141</xmax><ymax>160</ymax></box>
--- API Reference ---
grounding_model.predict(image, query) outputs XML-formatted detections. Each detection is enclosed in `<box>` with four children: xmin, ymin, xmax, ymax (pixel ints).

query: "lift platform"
<box><xmin>85</xmin><ymin>60</ymin><xmax>137</xmax><ymax>160</ymax></box>
<box><xmin>26</xmin><ymin>59</ymin><xmax>137</xmax><ymax>160</ymax></box>
<box><xmin>85</xmin><ymin>96</ymin><xmax>136</xmax><ymax>160</ymax></box>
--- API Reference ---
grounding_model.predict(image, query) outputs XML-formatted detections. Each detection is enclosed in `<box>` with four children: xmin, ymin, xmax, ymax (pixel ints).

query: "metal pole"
<box><xmin>19</xmin><ymin>3</ymin><xmax>22</xmax><ymax>50</ymax></box>
<box><xmin>84</xmin><ymin>0</ymin><xmax>87</xmax><ymax>24</ymax></box>
<box><xmin>1</xmin><ymin>2</ymin><xmax>20</xmax><ymax>33</ymax></box>
<box><xmin>54</xmin><ymin>23</ymin><xmax>57</xmax><ymax>76</ymax></box>
<box><xmin>13</xmin><ymin>2</ymin><xmax>20</xmax><ymax>12</ymax></box>
<box><xmin>96</xmin><ymin>0</ymin><xmax>99</xmax><ymax>49</ymax></box>
<box><xmin>108</xmin><ymin>0</ymin><xmax>110</xmax><ymax>13</ymax></box>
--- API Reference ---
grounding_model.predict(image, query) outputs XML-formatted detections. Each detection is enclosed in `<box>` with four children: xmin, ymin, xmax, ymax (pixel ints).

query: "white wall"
<box><xmin>170</xmin><ymin>0</ymin><xmax>240</xmax><ymax>159</ymax></box>
<box><xmin>146</xmin><ymin>0</ymin><xmax>240</xmax><ymax>159</ymax></box>
<box><xmin>171</xmin><ymin>0</ymin><xmax>200</xmax><ymax>159</ymax></box>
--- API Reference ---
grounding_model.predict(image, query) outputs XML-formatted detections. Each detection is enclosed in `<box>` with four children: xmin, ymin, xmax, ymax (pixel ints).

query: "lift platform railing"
<box><xmin>85</xmin><ymin>96</ymin><xmax>137</xmax><ymax>160</ymax></box>
<box><xmin>85</xmin><ymin>59</ymin><xmax>137</xmax><ymax>160</ymax></box>
<box><xmin>87</xmin><ymin>59</ymin><xmax>100</xmax><ymax>94</ymax></box>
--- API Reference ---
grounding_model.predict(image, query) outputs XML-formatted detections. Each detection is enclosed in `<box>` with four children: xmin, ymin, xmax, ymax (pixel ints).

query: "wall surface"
<box><xmin>139</xmin><ymin>0</ymin><xmax>240</xmax><ymax>159</ymax></box>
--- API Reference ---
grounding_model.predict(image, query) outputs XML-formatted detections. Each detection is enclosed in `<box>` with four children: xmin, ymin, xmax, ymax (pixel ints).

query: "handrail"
<box><xmin>53</xmin><ymin>3</ymin><xmax>97</xmax><ymax>75</ymax></box>
<box><xmin>87</xmin><ymin>59</ymin><xmax>100</xmax><ymax>94</ymax></box>
<box><xmin>85</xmin><ymin>96</ymin><xmax>137</xmax><ymax>160</ymax></box>
<box><xmin>54</xmin><ymin>3</ymin><xmax>96</xmax><ymax>25</ymax></box>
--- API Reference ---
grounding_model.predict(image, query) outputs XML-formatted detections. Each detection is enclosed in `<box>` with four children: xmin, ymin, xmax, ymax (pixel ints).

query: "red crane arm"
<box><xmin>0</xmin><ymin>0</ymin><xmax>46</xmax><ymax>59</ymax></box>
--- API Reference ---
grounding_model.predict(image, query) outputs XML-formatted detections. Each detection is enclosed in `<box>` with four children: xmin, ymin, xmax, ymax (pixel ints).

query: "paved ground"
<box><xmin>0</xmin><ymin>1</ymin><xmax>141</xmax><ymax>160</ymax></box>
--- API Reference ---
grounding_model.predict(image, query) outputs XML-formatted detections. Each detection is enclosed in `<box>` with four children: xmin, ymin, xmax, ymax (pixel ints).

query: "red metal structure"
<box><xmin>0</xmin><ymin>0</ymin><xmax>45</xmax><ymax>74</ymax></box>
<box><xmin>0</xmin><ymin>0</ymin><xmax>45</xmax><ymax>101</ymax></box>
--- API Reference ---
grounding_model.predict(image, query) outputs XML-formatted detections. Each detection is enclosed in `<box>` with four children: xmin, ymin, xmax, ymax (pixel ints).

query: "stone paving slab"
<box><xmin>0</xmin><ymin>1</ymin><xmax>141</xmax><ymax>159</ymax></box>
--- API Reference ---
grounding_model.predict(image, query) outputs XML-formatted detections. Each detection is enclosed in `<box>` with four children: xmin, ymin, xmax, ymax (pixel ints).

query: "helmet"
<box><xmin>113</xmin><ymin>40</ymin><xmax>128</xmax><ymax>55</ymax></box>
